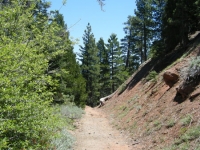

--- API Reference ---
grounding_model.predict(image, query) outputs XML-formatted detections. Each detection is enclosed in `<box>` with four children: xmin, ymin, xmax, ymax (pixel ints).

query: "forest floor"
<box><xmin>72</xmin><ymin>106</ymin><xmax>136</xmax><ymax>150</ymax></box>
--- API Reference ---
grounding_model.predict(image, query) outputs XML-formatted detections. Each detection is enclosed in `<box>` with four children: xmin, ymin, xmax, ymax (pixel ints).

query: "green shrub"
<box><xmin>50</xmin><ymin>128</ymin><xmax>75</xmax><ymax>150</ymax></box>
<box><xmin>118</xmin><ymin>83</ymin><xmax>127</xmax><ymax>95</ymax></box>
<box><xmin>166</xmin><ymin>119</ymin><xmax>176</xmax><ymax>128</ymax></box>
<box><xmin>180</xmin><ymin>115</ymin><xmax>192</xmax><ymax>126</ymax></box>
<box><xmin>180</xmin><ymin>125</ymin><xmax>200</xmax><ymax>142</ymax></box>
<box><xmin>187</xmin><ymin>56</ymin><xmax>200</xmax><ymax>81</ymax></box>
<box><xmin>146</xmin><ymin>71</ymin><xmax>158</xmax><ymax>82</ymax></box>
<box><xmin>60</xmin><ymin>104</ymin><xmax>84</xmax><ymax>119</ymax></box>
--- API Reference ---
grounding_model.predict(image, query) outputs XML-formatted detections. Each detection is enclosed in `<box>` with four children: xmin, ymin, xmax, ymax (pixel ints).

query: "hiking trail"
<box><xmin>73</xmin><ymin>106</ymin><xmax>133</xmax><ymax>150</ymax></box>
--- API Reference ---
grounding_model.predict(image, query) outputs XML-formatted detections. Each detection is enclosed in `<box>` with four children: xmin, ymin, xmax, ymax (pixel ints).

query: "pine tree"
<box><xmin>162</xmin><ymin>0</ymin><xmax>200</xmax><ymax>52</ymax></box>
<box><xmin>151</xmin><ymin>0</ymin><xmax>166</xmax><ymax>40</ymax></box>
<box><xmin>134</xmin><ymin>0</ymin><xmax>154</xmax><ymax>62</ymax></box>
<box><xmin>121</xmin><ymin>16</ymin><xmax>140</xmax><ymax>73</ymax></box>
<box><xmin>97</xmin><ymin>38</ymin><xmax>111</xmax><ymax>97</ymax></box>
<box><xmin>79</xmin><ymin>23</ymin><xmax>100</xmax><ymax>107</ymax></box>
<box><xmin>107</xmin><ymin>34</ymin><xmax>128</xmax><ymax>93</ymax></box>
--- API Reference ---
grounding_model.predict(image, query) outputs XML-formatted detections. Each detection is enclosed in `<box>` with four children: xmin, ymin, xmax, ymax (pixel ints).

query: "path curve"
<box><xmin>73</xmin><ymin>106</ymin><xmax>132</xmax><ymax>150</ymax></box>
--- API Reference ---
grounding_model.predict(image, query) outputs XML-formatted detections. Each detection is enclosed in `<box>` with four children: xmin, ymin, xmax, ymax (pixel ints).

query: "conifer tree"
<box><xmin>134</xmin><ymin>0</ymin><xmax>154</xmax><ymax>62</ymax></box>
<box><xmin>79</xmin><ymin>23</ymin><xmax>100</xmax><ymax>107</ymax></box>
<box><xmin>97</xmin><ymin>38</ymin><xmax>111</xmax><ymax>97</ymax></box>
<box><xmin>107</xmin><ymin>34</ymin><xmax>128</xmax><ymax>93</ymax></box>
<box><xmin>162</xmin><ymin>0</ymin><xmax>200</xmax><ymax>52</ymax></box>
<box><xmin>121</xmin><ymin>16</ymin><xmax>140</xmax><ymax>73</ymax></box>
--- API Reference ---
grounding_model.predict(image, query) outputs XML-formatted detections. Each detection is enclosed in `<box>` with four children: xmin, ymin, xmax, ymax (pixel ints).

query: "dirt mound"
<box><xmin>101</xmin><ymin>32</ymin><xmax>200</xmax><ymax>149</ymax></box>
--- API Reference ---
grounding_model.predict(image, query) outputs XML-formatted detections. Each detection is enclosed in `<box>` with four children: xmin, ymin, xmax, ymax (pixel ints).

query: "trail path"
<box><xmin>73</xmin><ymin>106</ymin><xmax>132</xmax><ymax>150</ymax></box>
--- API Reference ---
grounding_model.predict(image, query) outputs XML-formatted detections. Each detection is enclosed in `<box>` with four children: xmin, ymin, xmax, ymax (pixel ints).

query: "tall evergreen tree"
<box><xmin>121</xmin><ymin>16</ymin><xmax>140</xmax><ymax>73</ymax></box>
<box><xmin>134</xmin><ymin>0</ymin><xmax>154</xmax><ymax>62</ymax></box>
<box><xmin>79</xmin><ymin>23</ymin><xmax>100</xmax><ymax>107</ymax></box>
<box><xmin>151</xmin><ymin>0</ymin><xmax>166</xmax><ymax>40</ymax></box>
<box><xmin>97</xmin><ymin>38</ymin><xmax>111</xmax><ymax>97</ymax></box>
<box><xmin>107</xmin><ymin>34</ymin><xmax>128</xmax><ymax>93</ymax></box>
<box><xmin>162</xmin><ymin>0</ymin><xmax>200</xmax><ymax>52</ymax></box>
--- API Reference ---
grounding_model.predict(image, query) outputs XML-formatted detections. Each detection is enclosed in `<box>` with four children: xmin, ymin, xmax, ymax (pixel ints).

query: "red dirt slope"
<box><xmin>101</xmin><ymin>32</ymin><xmax>200</xmax><ymax>150</ymax></box>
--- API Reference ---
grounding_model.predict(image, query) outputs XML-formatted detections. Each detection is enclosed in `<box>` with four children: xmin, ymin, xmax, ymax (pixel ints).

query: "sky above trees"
<box><xmin>49</xmin><ymin>0</ymin><xmax>136</xmax><ymax>53</ymax></box>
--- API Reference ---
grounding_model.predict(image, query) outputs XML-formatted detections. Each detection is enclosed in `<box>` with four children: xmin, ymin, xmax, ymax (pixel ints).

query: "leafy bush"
<box><xmin>0</xmin><ymin>2</ymin><xmax>71</xmax><ymax>149</ymax></box>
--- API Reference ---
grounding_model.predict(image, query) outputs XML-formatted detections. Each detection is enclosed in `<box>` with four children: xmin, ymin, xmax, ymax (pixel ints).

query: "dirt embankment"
<box><xmin>101</xmin><ymin>32</ymin><xmax>200</xmax><ymax>149</ymax></box>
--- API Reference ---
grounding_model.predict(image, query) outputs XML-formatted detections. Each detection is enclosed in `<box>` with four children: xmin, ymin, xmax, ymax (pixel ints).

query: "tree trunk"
<box><xmin>143</xmin><ymin>24</ymin><xmax>147</xmax><ymax>61</ymax></box>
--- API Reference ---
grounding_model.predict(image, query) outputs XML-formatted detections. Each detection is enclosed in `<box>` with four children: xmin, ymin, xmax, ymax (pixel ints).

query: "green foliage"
<box><xmin>60</xmin><ymin>105</ymin><xmax>84</xmax><ymax>120</ymax></box>
<box><xmin>166</xmin><ymin>119</ymin><xmax>176</xmax><ymax>128</ymax></box>
<box><xmin>79</xmin><ymin>23</ymin><xmax>100</xmax><ymax>107</ymax></box>
<box><xmin>106</xmin><ymin>33</ymin><xmax>128</xmax><ymax>93</ymax></box>
<box><xmin>145</xmin><ymin>70</ymin><xmax>158</xmax><ymax>82</ymax></box>
<box><xmin>50</xmin><ymin>128</ymin><xmax>74</xmax><ymax>150</ymax></box>
<box><xmin>50</xmin><ymin>104</ymin><xmax>84</xmax><ymax>150</ymax></box>
<box><xmin>180</xmin><ymin>114</ymin><xmax>193</xmax><ymax>126</ymax></box>
<box><xmin>118</xmin><ymin>83</ymin><xmax>127</xmax><ymax>95</ymax></box>
<box><xmin>162</xmin><ymin>0</ymin><xmax>199</xmax><ymax>52</ymax></box>
<box><xmin>190</xmin><ymin>56</ymin><xmax>200</xmax><ymax>67</ymax></box>
<box><xmin>148</xmin><ymin>40</ymin><xmax>165</xmax><ymax>58</ymax></box>
<box><xmin>0</xmin><ymin>2</ymin><xmax>85</xmax><ymax>149</ymax></box>
<box><xmin>180</xmin><ymin>125</ymin><xmax>200</xmax><ymax>142</ymax></box>
<box><xmin>163</xmin><ymin>125</ymin><xmax>200</xmax><ymax>150</ymax></box>
<box><xmin>188</xmin><ymin>56</ymin><xmax>200</xmax><ymax>79</ymax></box>
<box><xmin>174</xmin><ymin>126</ymin><xmax>200</xmax><ymax>146</ymax></box>
<box><xmin>97</xmin><ymin>38</ymin><xmax>112</xmax><ymax>97</ymax></box>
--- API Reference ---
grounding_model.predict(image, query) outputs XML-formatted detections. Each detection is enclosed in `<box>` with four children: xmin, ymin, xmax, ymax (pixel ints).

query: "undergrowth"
<box><xmin>163</xmin><ymin>125</ymin><xmax>200</xmax><ymax>150</ymax></box>
<box><xmin>145</xmin><ymin>71</ymin><xmax>158</xmax><ymax>82</ymax></box>
<box><xmin>50</xmin><ymin>104</ymin><xmax>84</xmax><ymax>150</ymax></box>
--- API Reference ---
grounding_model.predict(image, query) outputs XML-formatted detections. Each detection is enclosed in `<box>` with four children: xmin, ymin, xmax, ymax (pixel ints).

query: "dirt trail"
<box><xmin>73</xmin><ymin>106</ymin><xmax>132</xmax><ymax>150</ymax></box>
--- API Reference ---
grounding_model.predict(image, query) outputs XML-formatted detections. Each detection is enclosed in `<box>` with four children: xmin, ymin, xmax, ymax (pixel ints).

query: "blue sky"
<box><xmin>49</xmin><ymin>0</ymin><xmax>136</xmax><ymax>53</ymax></box>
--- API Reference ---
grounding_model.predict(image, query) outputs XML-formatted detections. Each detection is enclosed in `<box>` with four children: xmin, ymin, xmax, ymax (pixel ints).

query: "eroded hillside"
<box><xmin>101</xmin><ymin>32</ymin><xmax>200</xmax><ymax>150</ymax></box>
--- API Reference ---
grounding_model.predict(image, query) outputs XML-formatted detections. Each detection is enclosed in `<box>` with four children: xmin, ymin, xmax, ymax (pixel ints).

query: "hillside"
<box><xmin>101</xmin><ymin>31</ymin><xmax>200</xmax><ymax>150</ymax></box>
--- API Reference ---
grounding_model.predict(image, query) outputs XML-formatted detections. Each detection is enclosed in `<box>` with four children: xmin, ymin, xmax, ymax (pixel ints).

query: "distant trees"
<box><xmin>79</xmin><ymin>25</ymin><xmax>129</xmax><ymax>106</ymax></box>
